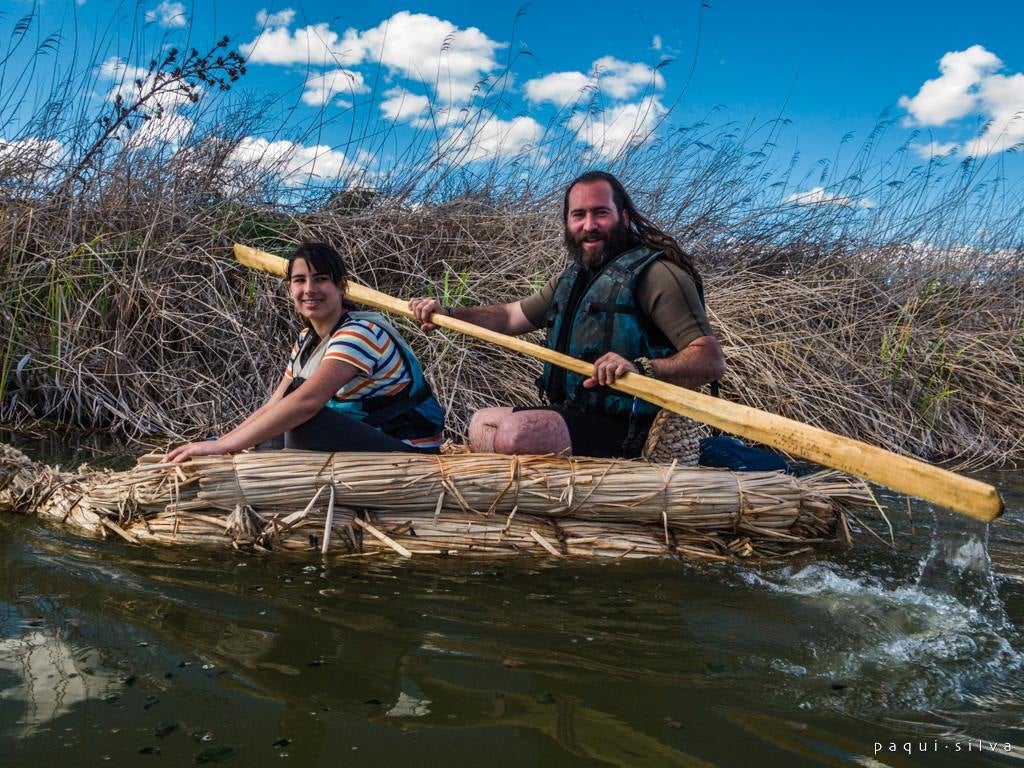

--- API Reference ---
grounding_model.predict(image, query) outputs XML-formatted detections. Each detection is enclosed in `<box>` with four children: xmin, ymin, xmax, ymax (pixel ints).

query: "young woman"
<box><xmin>166</xmin><ymin>242</ymin><xmax>445</xmax><ymax>464</ymax></box>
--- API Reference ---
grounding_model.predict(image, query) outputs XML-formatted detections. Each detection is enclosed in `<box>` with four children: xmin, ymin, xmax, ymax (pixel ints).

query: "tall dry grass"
<box><xmin>0</xmin><ymin>16</ymin><xmax>1021</xmax><ymax>469</ymax></box>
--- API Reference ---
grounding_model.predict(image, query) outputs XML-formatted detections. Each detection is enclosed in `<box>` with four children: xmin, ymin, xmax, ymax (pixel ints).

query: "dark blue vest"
<box><xmin>538</xmin><ymin>246</ymin><xmax>676</xmax><ymax>419</ymax></box>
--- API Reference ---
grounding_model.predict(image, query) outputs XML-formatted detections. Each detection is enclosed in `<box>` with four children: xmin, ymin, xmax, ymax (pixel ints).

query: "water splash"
<box><xmin>741</xmin><ymin>559</ymin><xmax>1023</xmax><ymax>712</ymax></box>
<box><xmin>916</xmin><ymin>515</ymin><xmax>1011</xmax><ymax>629</ymax></box>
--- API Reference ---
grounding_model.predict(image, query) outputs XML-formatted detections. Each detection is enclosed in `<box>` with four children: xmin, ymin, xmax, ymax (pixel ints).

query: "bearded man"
<box><xmin>409</xmin><ymin>171</ymin><xmax>725</xmax><ymax>458</ymax></box>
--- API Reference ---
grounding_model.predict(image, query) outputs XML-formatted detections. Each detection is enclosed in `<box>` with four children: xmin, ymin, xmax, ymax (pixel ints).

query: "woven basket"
<box><xmin>642</xmin><ymin>409</ymin><xmax>703</xmax><ymax>465</ymax></box>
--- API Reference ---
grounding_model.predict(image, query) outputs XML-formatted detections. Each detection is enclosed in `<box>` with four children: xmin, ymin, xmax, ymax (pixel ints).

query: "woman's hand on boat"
<box><xmin>165</xmin><ymin>440</ymin><xmax>227</xmax><ymax>464</ymax></box>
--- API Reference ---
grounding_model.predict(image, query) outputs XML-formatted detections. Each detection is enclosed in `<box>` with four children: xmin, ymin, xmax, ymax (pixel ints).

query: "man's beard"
<box><xmin>566</xmin><ymin>220</ymin><xmax>632</xmax><ymax>269</ymax></box>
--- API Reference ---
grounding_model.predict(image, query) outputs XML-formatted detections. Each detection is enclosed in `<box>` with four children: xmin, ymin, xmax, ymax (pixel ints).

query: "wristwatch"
<box><xmin>632</xmin><ymin>356</ymin><xmax>655</xmax><ymax>377</ymax></box>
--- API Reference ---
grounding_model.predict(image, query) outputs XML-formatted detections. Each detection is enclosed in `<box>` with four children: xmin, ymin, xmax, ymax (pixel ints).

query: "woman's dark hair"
<box><xmin>288</xmin><ymin>242</ymin><xmax>348</xmax><ymax>289</ymax></box>
<box><xmin>562</xmin><ymin>170</ymin><xmax>702</xmax><ymax>293</ymax></box>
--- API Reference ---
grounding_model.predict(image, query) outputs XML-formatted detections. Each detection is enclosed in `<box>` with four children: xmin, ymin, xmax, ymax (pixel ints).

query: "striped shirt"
<box><xmin>285</xmin><ymin>318</ymin><xmax>443</xmax><ymax>449</ymax></box>
<box><xmin>285</xmin><ymin>319</ymin><xmax>411</xmax><ymax>400</ymax></box>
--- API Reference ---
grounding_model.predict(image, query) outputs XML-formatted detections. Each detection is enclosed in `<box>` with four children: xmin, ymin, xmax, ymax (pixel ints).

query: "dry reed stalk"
<box><xmin>3</xmin><ymin>202</ymin><xmax>1019</xmax><ymax>468</ymax></box>
<box><xmin>0</xmin><ymin>443</ymin><xmax>875</xmax><ymax>560</ymax></box>
<box><xmin>1</xmin><ymin>12</ymin><xmax>1021</xmax><ymax>469</ymax></box>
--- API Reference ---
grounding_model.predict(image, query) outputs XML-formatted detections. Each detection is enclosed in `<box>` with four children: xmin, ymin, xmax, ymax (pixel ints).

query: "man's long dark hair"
<box><xmin>562</xmin><ymin>171</ymin><xmax>702</xmax><ymax>293</ymax></box>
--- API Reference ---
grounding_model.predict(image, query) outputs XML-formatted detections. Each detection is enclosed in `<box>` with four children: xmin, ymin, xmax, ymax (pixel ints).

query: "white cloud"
<box><xmin>592</xmin><ymin>56</ymin><xmax>664</xmax><ymax>100</ymax></box>
<box><xmin>0</xmin><ymin>138</ymin><xmax>65</xmax><ymax>187</ymax></box>
<box><xmin>229</xmin><ymin>136</ymin><xmax>363</xmax><ymax>186</ymax></box>
<box><xmin>339</xmin><ymin>11</ymin><xmax>504</xmax><ymax>104</ymax></box>
<box><xmin>10</xmin><ymin>138</ymin><xmax>65</xmax><ymax>155</ymax></box>
<box><xmin>899</xmin><ymin>46</ymin><xmax>1000</xmax><ymax>126</ymax></box>
<box><xmin>899</xmin><ymin>45</ymin><xmax>1024</xmax><ymax>157</ymax></box>
<box><xmin>569</xmin><ymin>96</ymin><xmax>666</xmax><ymax>158</ymax></box>
<box><xmin>242</xmin><ymin>10</ymin><xmax>503</xmax><ymax>104</ymax></box>
<box><xmin>380</xmin><ymin>87</ymin><xmax>431</xmax><ymax>124</ymax></box>
<box><xmin>962</xmin><ymin>72</ymin><xmax>1024</xmax><ymax>156</ymax></box>
<box><xmin>784</xmin><ymin>187</ymin><xmax>875</xmax><ymax>208</ymax></box>
<box><xmin>99</xmin><ymin>56</ymin><xmax>147</xmax><ymax>85</ymax></box>
<box><xmin>256</xmin><ymin>8</ymin><xmax>295</xmax><ymax>28</ymax></box>
<box><xmin>301</xmin><ymin>69</ymin><xmax>368</xmax><ymax>107</ymax></box>
<box><xmin>145</xmin><ymin>1</ymin><xmax>187</xmax><ymax>29</ymax></box>
<box><xmin>0</xmin><ymin>138</ymin><xmax>65</xmax><ymax>172</ymax></box>
<box><xmin>652</xmin><ymin>35</ymin><xmax>662</xmax><ymax>52</ymax></box>
<box><xmin>241</xmin><ymin>17</ymin><xmax>351</xmax><ymax>67</ymax></box>
<box><xmin>911</xmin><ymin>140</ymin><xmax>959</xmax><ymax>159</ymax></box>
<box><xmin>448</xmin><ymin>115</ymin><xmax>543</xmax><ymax>163</ymax></box>
<box><xmin>524</xmin><ymin>56</ymin><xmax>664</xmax><ymax>107</ymax></box>
<box><xmin>524</xmin><ymin>71</ymin><xmax>591</xmax><ymax>107</ymax></box>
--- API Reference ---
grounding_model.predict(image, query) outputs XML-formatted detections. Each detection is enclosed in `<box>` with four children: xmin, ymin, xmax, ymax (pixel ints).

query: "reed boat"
<box><xmin>0</xmin><ymin>443</ymin><xmax>875</xmax><ymax>561</ymax></box>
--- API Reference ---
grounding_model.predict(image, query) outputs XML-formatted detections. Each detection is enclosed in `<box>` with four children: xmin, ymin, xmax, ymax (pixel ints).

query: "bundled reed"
<box><xmin>0</xmin><ymin>443</ymin><xmax>875</xmax><ymax>561</ymax></box>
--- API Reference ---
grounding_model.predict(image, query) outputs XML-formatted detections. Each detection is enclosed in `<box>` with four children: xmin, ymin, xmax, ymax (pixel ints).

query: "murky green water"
<box><xmin>1</xmin><ymin>431</ymin><xmax>1022</xmax><ymax>766</ymax></box>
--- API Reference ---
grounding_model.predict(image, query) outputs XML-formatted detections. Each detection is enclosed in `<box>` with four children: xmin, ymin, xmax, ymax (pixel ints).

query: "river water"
<box><xmin>1</xmin><ymin>432</ymin><xmax>1022</xmax><ymax>767</ymax></box>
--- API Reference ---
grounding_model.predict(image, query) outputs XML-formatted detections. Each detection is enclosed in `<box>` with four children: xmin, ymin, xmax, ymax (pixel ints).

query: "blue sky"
<box><xmin>5</xmin><ymin>0</ymin><xmax>1024</xmax><ymax>200</ymax></box>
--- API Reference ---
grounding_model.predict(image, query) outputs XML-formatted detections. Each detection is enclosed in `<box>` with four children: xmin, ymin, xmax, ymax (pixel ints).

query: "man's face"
<box><xmin>565</xmin><ymin>180</ymin><xmax>630</xmax><ymax>268</ymax></box>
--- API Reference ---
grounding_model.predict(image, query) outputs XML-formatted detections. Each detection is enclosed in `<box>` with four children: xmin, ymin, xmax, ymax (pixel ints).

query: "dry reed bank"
<box><xmin>1</xmin><ymin>181</ymin><xmax>1021</xmax><ymax>469</ymax></box>
<box><xmin>0</xmin><ymin>32</ymin><xmax>1021</xmax><ymax>469</ymax></box>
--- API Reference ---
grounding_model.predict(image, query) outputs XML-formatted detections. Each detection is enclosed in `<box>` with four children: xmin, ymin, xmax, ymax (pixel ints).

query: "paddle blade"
<box><xmin>234</xmin><ymin>243</ymin><xmax>287</xmax><ymax>276</ymax></box>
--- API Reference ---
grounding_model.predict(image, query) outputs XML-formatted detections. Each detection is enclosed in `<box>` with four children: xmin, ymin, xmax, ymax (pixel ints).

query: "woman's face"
<box><xmin>288</xmin><ymin>258</ymin><xmax>344</xmax><ymax>326</ymax></box>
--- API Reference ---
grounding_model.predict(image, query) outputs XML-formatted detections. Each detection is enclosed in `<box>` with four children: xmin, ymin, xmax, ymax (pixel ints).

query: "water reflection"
<box><xmin>0</xmin><ymin>630</ymin><xmax>116</xmax><ymax>737</ymax></box>
<box><xmin>1</xmin><ymin>529</ymin><xmax>741</xmax><ymax>764</ymax></box>
<box><xmin>0</xmin><ymin>439</ymin><xmax>1021</xmax><ymax>766</ymax></box>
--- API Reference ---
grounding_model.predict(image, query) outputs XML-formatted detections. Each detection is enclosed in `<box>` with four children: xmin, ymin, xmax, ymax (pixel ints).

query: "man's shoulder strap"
<box><xmin>604</xmin><ymin>245</ymin><xmax>663</xmax><ymax>281</ymax></box>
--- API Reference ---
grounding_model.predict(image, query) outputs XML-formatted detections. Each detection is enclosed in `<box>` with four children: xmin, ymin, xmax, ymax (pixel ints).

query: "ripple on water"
<box><xmin>739</xmin><ymin>559</ymin><xmax>1024</xmax><ymax>714</ymax></box>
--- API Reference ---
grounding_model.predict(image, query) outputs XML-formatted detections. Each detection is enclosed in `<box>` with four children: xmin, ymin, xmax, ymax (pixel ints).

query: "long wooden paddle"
<box><xmin>234</xmin><ymin>243</ymin><xmax>1003</xmax><ymax>522</ymax></box>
